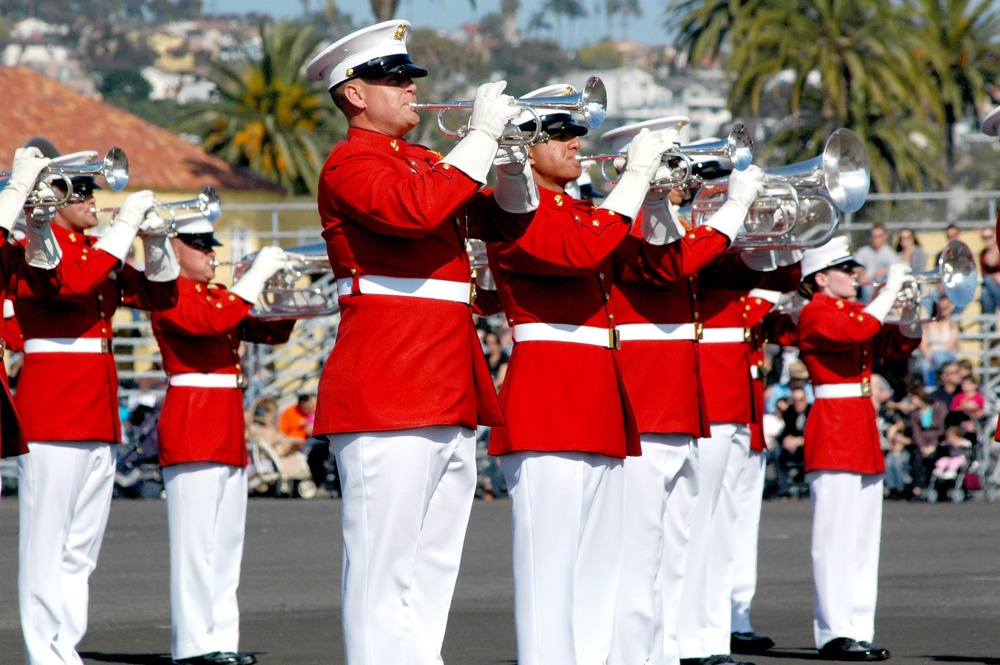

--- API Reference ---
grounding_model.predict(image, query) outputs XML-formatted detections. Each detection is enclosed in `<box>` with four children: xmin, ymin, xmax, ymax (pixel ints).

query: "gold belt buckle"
<box><xmin>694</xmin><ymin>322</ymin><xmax>703</xmax><ymax>341</ymax></box>
<box><xmin>608</xmin><ymin>328</ymin><xmax>621</xmax><ymax>350</ymax></box>
<box><xmin>237</xmin><ymin>374</ymin><xmax>245</xmax><ymax>389</ymax></box>
<box><xmin>742</xmin><ymin>327</ymin><xmax>751</xmax><ymax>342</ymax></box>
<box><xmin>101</xmin><ymin>338</ymin><xmax>111</xmax><ymax>354</ymax></box>
<box><xmin>469</xmin><ymin>282</ymin><xmax>477</xmax><ymax>305</ymax></box>
<box><xmin>861</xmin><ymin>379</ymin><xmax>871</xmax><ymax>397</ymax></box>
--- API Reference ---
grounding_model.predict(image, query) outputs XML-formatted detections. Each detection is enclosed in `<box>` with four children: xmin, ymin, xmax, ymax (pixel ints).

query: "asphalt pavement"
<box><xmin>0</xmin><ymin>495</ymin><xmax>997</xmax><ymax>664</ymax></box>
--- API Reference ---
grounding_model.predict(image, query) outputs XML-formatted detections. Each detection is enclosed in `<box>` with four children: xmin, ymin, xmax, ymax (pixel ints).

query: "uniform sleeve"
<box><xmin>321</xmin><ymin>147</ymin><xmax>481</xmax><ymax>239</ymax></box>
<box><xmin>5</xmin><ymin>243</ymin><xmax>59</xmax><ymax>301</ymax></box>
<box><xmin>797</xmin><ymin>301</ymin><xmax>882</xmax><ymax>351</ymax></box>
<box><xmin>47</xmin><ymin>247</ymin><xmax>122</xmax><ymax>296</ymax></box>
<box><xmin>698</xmin><ymin>254</ymin><xmax>801</xmax><ymax>291</ymax></box>
<box><xmin>614</xmin><ymin>226</ymin><xmax>729</xmax><ymax>285</ymax></box>
<box><xmin>488</xmin><ymin>204</ymin><xmax>630</xmax><ymax>276</ymax></box>
<box><xmin>240</xmin><ymin>317</ymin><xmax>296</xmax><ymax>345</ymax></box>
<box><xmin>762</xmin><ymin>311</ymin><xmax>799</xmax><ymax>346</ymax></box>
<box><xmin>874</xmin><ymin>323</ymin><xmax>921</xmax><ymax>360</ymax></box>
<box><xmin>153</xmin><ymin>290</ymin><xmax>253</xmax><ymax>336</ymax></box>
<box><xmin>120</xmin><ymin>264</ymin><xmax>177</xmax><ymax>312</ymax></box>
<box><xmin>464</xmin><ymin>188</ymin><xmax>535</xmax><ymax>243</ymax></box>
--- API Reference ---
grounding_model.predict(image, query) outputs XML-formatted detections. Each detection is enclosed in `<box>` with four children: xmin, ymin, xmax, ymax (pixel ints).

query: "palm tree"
<box><xmin>665</xmin><ymin>0</ymin><xmax>736</xmax><ymax>64</ymax></box>
<box><xmin>177</xmin><ymin>21</ymin><xmax>342</xmax><ymax>196</ymax></box>
<box><xmin>905</xmin><ymin>0</ymin><xmax>1000</xmax><ymax>168</ymax></box>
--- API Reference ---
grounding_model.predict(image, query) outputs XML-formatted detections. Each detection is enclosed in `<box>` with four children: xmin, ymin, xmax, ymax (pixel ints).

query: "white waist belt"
<box><xmin>700</xmin><ymin>327</ymin><xmax>749</xmax><ymax>343</ymax></box>
<box><xmin>23</xmin><ymin>338</ymin><xmax>110</xmax><ymax>354</ymax></box>
<box><xmin>337</xmin><ymin>275</ymin><xmax>471</xmax><ymax>304</ymax></box>
<box><xmin>513</xmin><ymin>323</ymin><xmax>619</xmax><ymax>349</ymax></box>
<box><xmin>617</xmin><ymin>323</ymin><xmax>697</xmax><ymax>342</ymax></box>
<box><xmin>814</xmin><ymin>383</ymin><xmax>869</xmax><ymax>399</ymax></box>
<box><xmin>750</xmin><ymin>365</ymin><xmax>763</xmax><ymax>380</ymax></box>
<box><xmin>169</xmin><ymin>373</ymin><xmax>242</xmax><ymax>389</ymax></box>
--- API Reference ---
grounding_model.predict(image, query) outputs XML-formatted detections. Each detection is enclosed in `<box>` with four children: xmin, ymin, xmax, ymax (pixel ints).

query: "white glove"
<box><xmin>0</xmin><ymin>148</ymin><xmax>51</xmax><ymax>233</ymax></box>
<box><xmin>640</xmin><ymin>198</ymin><xmax>686</xmax><ymax>245</ymax></box>
<box><xmin>116</xmin><ymin>190</ymin><xmax>158</xmax><ymax>231</ymax></box>
<box><xmin>863</xmin><ymin>264</ymin><xmax>911</xmax><ymax>323</ymax></box>
<box><xmin>4</xmin><ymin>147</ymin><xmax>50</xmax><ymax>198</ymax></box>
<box><xmin>599</xmin><ymin>129</ymin><xmax>675</xmax><ymax>221</ymax></box>
<box><xmin>701</xmin><ymin>165</ymin><xmax>766</xmax><ymax>242</ymax></box>
<box><xmin>229</xmin><ymin>246</ymin><xmax>290</xmax><ymax>304</ymax></box>
<box><xmin>139</xmin><ymin>210</ymin><xmax>169</xmax><ymax>236</ymax></box>
<box><xmin>24</xmin><ymin>220</ymin><xmax>63</xmax><ymax>269</ymax></box>
<box><xmin>493</xmin><ymin>144</ymin><xmax>539</xmax><ymax>214</ymax></box>
<box><xmin>467</xmin><ymin>81</ymin><xmax>520</xmax><ymax>142</ymax></box>
<box><xmin>141</xmin><ymin>224</ymin><xmax>179</xmax><ymax>283</ymax></box>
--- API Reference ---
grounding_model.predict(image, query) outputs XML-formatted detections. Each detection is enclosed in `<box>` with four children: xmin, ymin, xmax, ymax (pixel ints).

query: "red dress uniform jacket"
<box><xmin>315</xmin><ymin>128</ymin><xmax>529</xmax><ymax>435</ymax></box>
<box><xmin>14</xmin><ymin>224</ymin><xmax>177</xmax><ymax>444</ymax></box>
<box><xmin>697</xmin><ymin>258</ymin><xmax>801</xmax><ymax>426</ymax></box>
<box><xmin>153</xmin><ymin>278</ymin><xmax>294</xmax><ymax>467</ymax></box>
<box><xmin>1</xmin><ymin>235</ymin><xmax>58</xmax><ymax>457</ymax></box>
<box><xmin>747</xmin><ymin>309</ymin><xmax>797</xmax><ymax>452</ymax></box>
<box><xmin>611</xmin><ymin>224</ymin><xmax>732</xmax><ymax>438</ymax></box>
<box><xmin>486</xmin><ymin>189</ymin><xmax>726</xmax><ymax>458</ymax></box>
<box><xmin>797</xmin><ymin>293</ymin><xmax>920</xmax><ymax>474</ymax></box>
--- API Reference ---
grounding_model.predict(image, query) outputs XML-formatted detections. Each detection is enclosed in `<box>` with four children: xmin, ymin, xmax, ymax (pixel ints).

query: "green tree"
<box><xmin>98</xmin><ymin>66</ymin><xmax>153</xmax><ymax>101</ymax></box>
<box><xmin>576</xmin><ymin>41</ymin><xmax>625</xmax><ymax>70</ymax></box>
<box><xmin>176</xmin><ymin>21</ymin><xmax>343</xmax><ymax>196</ymax></box>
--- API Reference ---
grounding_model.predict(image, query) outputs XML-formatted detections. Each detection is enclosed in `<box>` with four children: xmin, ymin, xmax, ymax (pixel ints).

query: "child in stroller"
<box><xmin>115</xmin><ymin>396</ymin><xmax>165</xmax><ymax>499</ymax></box>
<box><xmin>246</xmin><ymin>396</ymin><xmax>317</xmax><ymax>498</ymax></box>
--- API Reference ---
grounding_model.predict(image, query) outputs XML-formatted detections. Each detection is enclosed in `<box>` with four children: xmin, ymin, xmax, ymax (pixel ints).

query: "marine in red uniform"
<box><xmin>0</xmin><ymin>146</ymin><xmax>52</xmax><ymax>458</ymax></box>
<box><xmin>797</xmin><ymin>235</ymin><xmax>919</xmax><ymax>661</ymax></box>
<box><xmin>487</xmin><ymin>96</ymin><xmax>757</xmax><ymax>665</ymax></box>
<box><xmin>598</xmin><ymin>119</ymin><xmax>768</xmax><ymax>665</ymax></box>
<box><xmin>305</xmin><ymin>19</ymin><xmax>533</xmax><ymax>665</ymax></box>
<box><xmin>15</xmin><ymin>143</ymin><xmax>178</xmax><ymax>665</ymax></box>
<box><xmin>152</xmin><ymin>215</ymin><xmax>294</xmax><ymax>665</ymax></box>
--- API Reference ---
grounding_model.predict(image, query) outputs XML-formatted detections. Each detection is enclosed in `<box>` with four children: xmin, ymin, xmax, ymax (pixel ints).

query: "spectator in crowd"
<box><xmin>894</xmin><ymin>228</ymin><xmax>927</xmax><ymax>273</ymax></box>
<box><xmin>483</xmin><ymin>330</ymin><xmax>509</xmax><ymax>391</ymax></box>
<box><xmin>774</xmin><ymin>386</ymin><xmax>810</xmax><ymax>497</ymax></box>
<box><xmin>930</xmin><ymin>360</ymin><xmax>963</xmax><ymax>408</ymax></box>
<box><xmin>906</xmin><ymin>385</ymin><xmax>948</xmax><ymax>500</ymax></box>
<box><xmin>883</xmin><ymin>420</ymin><xmax>912</xmax><ymax>500</ymax></box>
<box><xmin>916</xmin><ymin>296</ymin><xmax>960</xmax><ymax>387</ymax></box>
<box><xmin>978</xmin><ymin>227</ymin><xmax>1000</xmax><ymax>318</ymax></box>
<box><xmin>766</xmin><ymin>360</ymin><xmax>813</xmax><ymax>413</ymax></box>
<box><xmin>250</xmin><ymin>396</ymin><xmax>312</xmax><ymax>481</ymax></box>
<box><xmin>934</xmin><ymin>425</ymin><xmax>971</xmax><ymax>481</ymax></box>
<box><xmin>855</xmin><ymin>223</ymin><xmax>899</xmax><ymax>303</ymax></box>
<box><xmin>950</xmin><ymin>373</ymin><xmax>986</xmax><ymax>421</ymax></box>
<box><xmin>278</xmin><ymin>394</ymin><xmax>316</xmax><ymax>442</ymax></box>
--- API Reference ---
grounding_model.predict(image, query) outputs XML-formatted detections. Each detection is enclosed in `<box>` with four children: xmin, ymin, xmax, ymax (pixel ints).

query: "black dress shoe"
<box><xmin>731</xmin><ymin>631</ymin><xmax>776</xmax><ymax>654</ymax></box>
<box><xmin>174</xmin><ymin>652</ymin><xmax>257</xmax><ymax>665</ymax></box>
<box><xmin>681</xmin><ymin>656</ymin><xmax>756</xmax><ymax>665</ymax></box>
<box><xmin>819</xmin><ymin>637</ymin><xmax>891</xmax><ymax>661</ymax></box>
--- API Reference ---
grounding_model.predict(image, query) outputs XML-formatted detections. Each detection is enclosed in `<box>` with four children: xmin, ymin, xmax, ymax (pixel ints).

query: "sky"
<box><xmin>207</xmin><ymin>0</ymin><xmax>672</xmax><ymax>47</ymax></box>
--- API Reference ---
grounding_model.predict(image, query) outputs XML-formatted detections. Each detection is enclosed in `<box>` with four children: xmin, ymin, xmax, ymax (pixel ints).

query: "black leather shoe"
<box><xmin>819</xmin><ymin>637</ymin><xmax>891</xmax><ymax>661</ymax></box>
<box><xmin>681</xmin><ymin>656</ymin><xmax>755</xmax><ymax>665</ymax></box>
<box><xmin>174</xmin><ymin>653</ymin><xmax>257</xmax><ymax>665</ymax></box>
<box><xmin>731</xmin><ymin>631</ymin><xmax>776</xmax><ymax>654</ymax></box>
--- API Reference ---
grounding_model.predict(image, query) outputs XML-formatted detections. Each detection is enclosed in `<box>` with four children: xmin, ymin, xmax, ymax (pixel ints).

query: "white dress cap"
<box><xmin>800</xmin><ymin>234</ymin><xmax>862</xmax><ymax>280</ymax></box>
<box><xmin>306</xmin><ymin>19</ymin><xmax>427</xmax><ymax>91</ymax></box>
<box><xmin>512</xmin><ymin>83</ymin><xmax>589</xmax><ymax>137</ymax></box>
<box><xmin>982</xmin><ymin>104</ymin><xmax>1000</xmax><ymax>137</ymax></box>
<box><xmin>600</xmin><ymin>116</ymin><xmax>689</xmax><ymax>153</ymax></box>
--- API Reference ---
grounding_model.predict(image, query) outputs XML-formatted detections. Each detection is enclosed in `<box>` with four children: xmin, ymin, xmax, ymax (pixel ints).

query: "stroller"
<box><xmin>925</xmin><ymin>415</ymin><xmax>989</xmax><ymax>503</ymax></box>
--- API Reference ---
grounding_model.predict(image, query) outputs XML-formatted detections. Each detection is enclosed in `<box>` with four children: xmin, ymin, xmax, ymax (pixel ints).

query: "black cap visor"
<box><xmin>339</xmin><ymin>54</ymin><xmax>428</xmax><ymax>88</ymax></box>
<box><xmin>517</xmin><ymin>113</ymin><xmax>588</xmax><ymax>138</ymax></box>
<box><xmin>177</xmin><ymin>232</ymin><xmax>222</xmax><ymax>251</ymax></box>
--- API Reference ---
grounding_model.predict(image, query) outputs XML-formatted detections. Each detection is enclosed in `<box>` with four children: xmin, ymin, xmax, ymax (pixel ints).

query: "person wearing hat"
<box><xmin>0</xmin><ymin>146</ymin><xmax>54</xmax><ymax>459</ymax></box>
<box><xmin>305</xmin><ymin>19</ymin><xmax>536</xmax><ymax>665</ymax></box>
<box><xmin>673</xmin><ymin>261</ymin><xmax>798</xmax><ymax>665</ymax></box>
<box><xmin>598</xmin><ymin>116</ymin><xmax>766</xmax><ymax>665</ymax></box>
<box><xmin>150</xmin><ymin>215</ymin><xmax>294</xmax><ymax>665</ymax></box>
<box><xmin>14</xmin><ymin>144</ymin><xmax>179</xmax><ymax>665</ymax></box>
<box><xmin>796</xmin><ymin>235</ymin><xmax>919</xmax><ymax>661</ymax></box>
<box><xmin>483</xmin><ymin>97</ymin><xmax>762</xmax><ymax>664</ymax></box>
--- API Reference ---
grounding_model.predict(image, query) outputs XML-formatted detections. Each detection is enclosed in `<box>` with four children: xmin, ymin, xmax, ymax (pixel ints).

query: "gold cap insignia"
<box><xmin>394</xmin><ymin>24</ymin><xmax>407</xmax><ymax>40</ymax></box>
<box><xmin>346</xmin><ymin>67</ymin><xmax>354</xmax><ymax>77</ymax></box>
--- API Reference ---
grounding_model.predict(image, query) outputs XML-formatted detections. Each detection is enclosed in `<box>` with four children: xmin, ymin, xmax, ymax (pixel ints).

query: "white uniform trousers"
<box><xmin>808</xmin><ymin>471</ymin><xmax>884</xmax><ymax>649</ymax></box>
<box><xmin>703</xmin><ymin>427</ymin><xmax>752</xmax><ymax>654</ymax></box>
<box><xmin>331</xmin><ymin>426</ymin><xmax>477</xmax><ymax>665</ymax></box>
<box><xmin>676</xmin><ymin>423</ymin><xmax>743</xmax><ymax>659</ymax></box>
<box><xmin>18</xmin><ymin>441</ymin><xmax>115</xmax><ymax>665</ymax></box>
<box><xmin>730</xmin><ymin>449</ymin><xmax>767</xmax><ymax>635</ymax></box>
<box><xmin>501</xmin><ymin>451</ymin><xmax>625</xmax><ymax>665</ymax></box>
<box><xmin>610</xmin><ymin>434</ymin><xmax>699</xmax><ymax>665</ymax></box>
<box><xmin>163</xmin><ymin>463</ymin><xmax>248</xmax><ymax>660</ymax></box>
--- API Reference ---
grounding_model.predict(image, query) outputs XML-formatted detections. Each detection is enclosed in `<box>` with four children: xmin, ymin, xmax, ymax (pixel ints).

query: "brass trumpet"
<box><xmin>411</xmin><ymin>76</ymin><xmax>607</xmax><ymax>146</ymax></box>
<box><xmin>98</xmin><ymin>186</ymin><xmax>222</xmax><ymax>235</ymax></box>
<box><xmin>228</xmin><ymin>242</ymin><xmax>337</xmax><ymax>319</ymax></box>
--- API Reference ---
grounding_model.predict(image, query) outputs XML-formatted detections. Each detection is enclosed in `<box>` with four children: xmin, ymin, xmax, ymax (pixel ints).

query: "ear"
<box><xmin>814</xmin><ymin>271</ymin><xmax>830</xmax><ymax>289</ymax></box>
<box><xmin>342</xmin><ymin>81</ymin><xmax>366</xmax><ymax>111</ymax></box>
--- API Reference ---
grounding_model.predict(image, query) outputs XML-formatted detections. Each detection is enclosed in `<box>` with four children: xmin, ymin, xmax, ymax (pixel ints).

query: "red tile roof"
<box><xmin>0</xmin><ymin>66</ymin><xmax>284</xmax><ymax>194</ymax></box>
